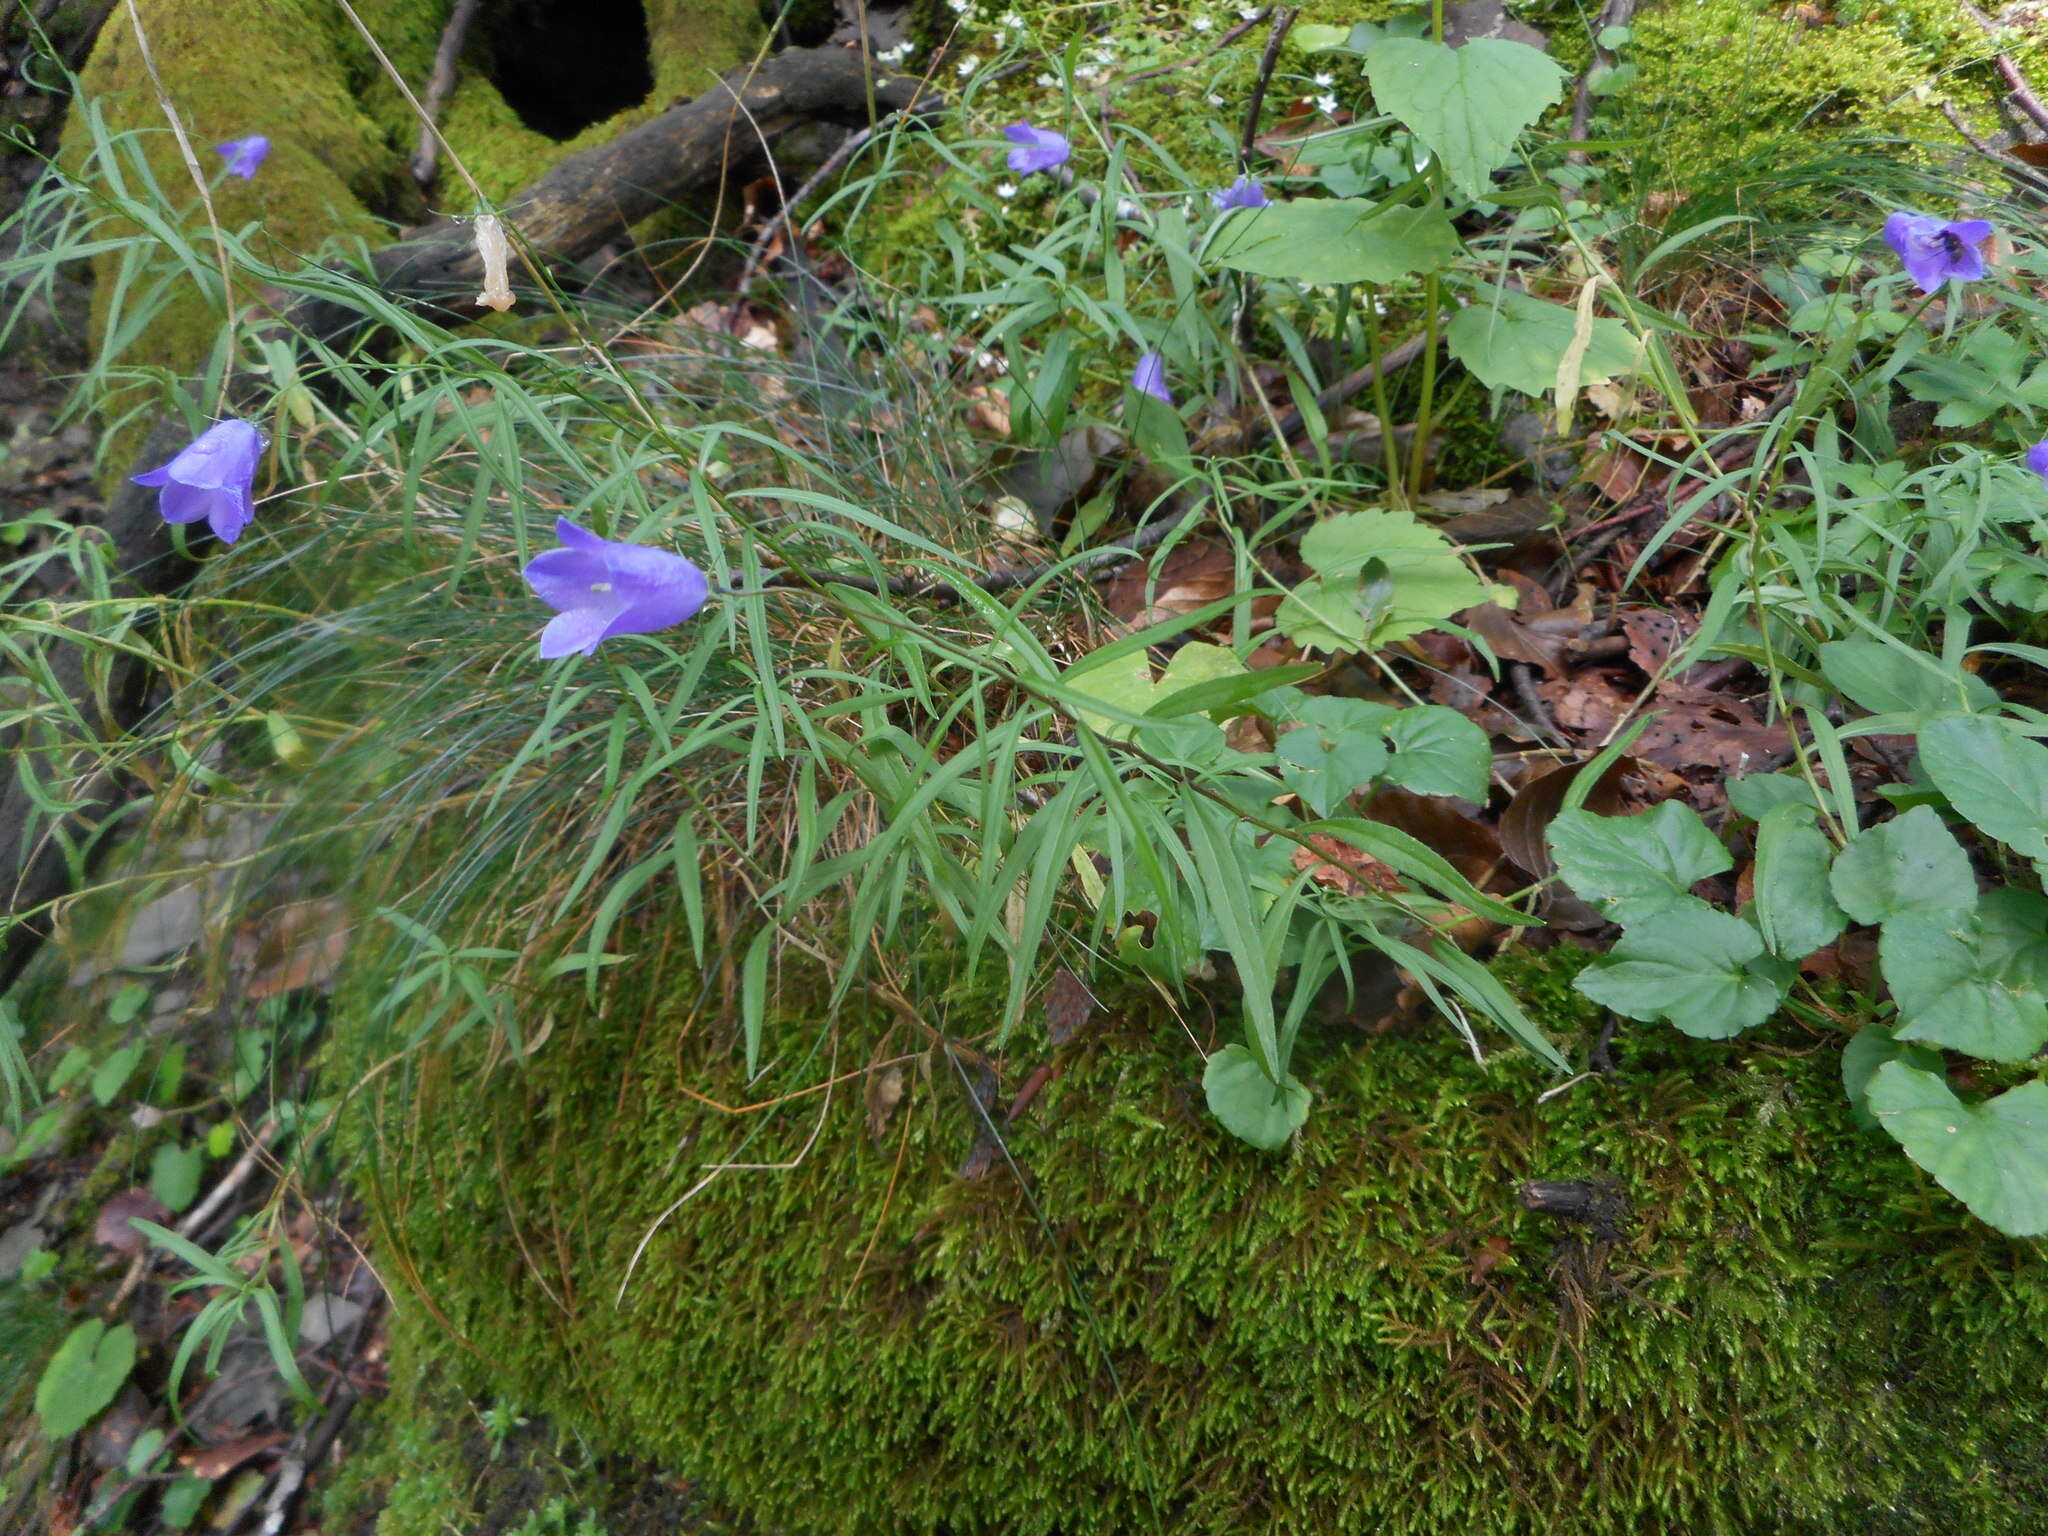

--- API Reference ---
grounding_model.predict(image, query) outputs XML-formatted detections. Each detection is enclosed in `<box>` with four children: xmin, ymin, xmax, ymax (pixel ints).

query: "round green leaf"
<box><xmin>1445</xmin><ymin>290</ymin><xmax>1640</xmax><ymax>396</ymax></box>
<box><xmin>1279</xmin><ymin>509</ymin><xmax>1498</xmax><ymax>653</ymax></box>
<box><xmin>1828</xmin><ymin>805</ymin><xmax>1976</xmax><ymax>925</ymax></box>
<box><xmin>1841</xmin><ymin>1024</ymin><xmax>1942</xmax><ymax>1131</ymax></box>
<box><xmin>1917</xmin><ymin>715</ymin><xmax>2048</xmax><ymax>862</ymax></box>
<box><xmin>1546</xmin><ymin>800</ymin><xmax>1732</xmax><ymax>924</ymax></box>
<box><xmin>1365</xmin><ymin>37</ymin><xmax>1567</xmax><ymax>199</ymax></box>
<box><xmin>1881</xmin><ymin>913</ymin><xmax>2048</xmax><ymax>1063</ymax></box>
<box><xmin>1209</xmin><ymin>199</ymin><xmax>1461</xmax><ymax>286</ymax></box>
<box><xmin>1868</xmin><ymin>1063</ymin><xmax>2048</xmax><ymax>1236</ymax></box>
<box><xmin>36</xmin><ymin>1320</ymin><xmax>137</xmax><ymax>1439</ymax></box>
<box><xmin>1203</xmin><ymin>1044</ymin><xmax>1311</xmax><ymax>1151</ymax></box>
<box><xmin>1573</xmin><ymin>906</ymin><xmax>1792</xmax><ymax>1039</ymax></box>
<box><xmin>1382</xmin><ymin>706</ymin><xmax>1491</xmax><ymax>802</ymax></box>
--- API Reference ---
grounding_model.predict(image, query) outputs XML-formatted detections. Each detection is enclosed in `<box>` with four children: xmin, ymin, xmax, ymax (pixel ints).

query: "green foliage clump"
<box><xmin>1614</xmin><ymin>0</ymin><xmax>1982</xmax><ymax>197</ymax></box>
<box><xmin>346</xmin><ymin>946</ymin><xmax>2048</xmax><ymax>1534</ymax></box>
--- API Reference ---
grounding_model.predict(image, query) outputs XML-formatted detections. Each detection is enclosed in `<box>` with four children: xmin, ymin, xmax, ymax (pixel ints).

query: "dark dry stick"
<box><xmin>410</xmin><ymin>0</ymin><xmax>481</xmax><ymax>187</ymax></box>
<box><xmin>1095</xmin><ymin>5</ymin><xmax>1273</xmax><ymax>99</ymax></box>
<box><xmin>737</xmin><ymin>119</ymin><xmax>885</xmax><ymax>295</ymax></box>
<box><xmin>1237</xmin><ymin>5</ymin><xmax>1297</xmax><ymax>172</ymax></box>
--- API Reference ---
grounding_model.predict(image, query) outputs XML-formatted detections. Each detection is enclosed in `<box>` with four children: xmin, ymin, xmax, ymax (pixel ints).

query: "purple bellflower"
<box><xmin>1211</xmin><ymin>175</ymin><xmax>1270</xmax><ymax>211</ymax></box>
<box><xmin>215</xmin><ymin>135</ymin><xmax>271</xmax><ymax>180</ymax></box>
<box><xmin>1131</xmin><ymin>352</ymin><xmax>1172</xmax><ymax>405</ymax></box>
<box><xmin>1883</xmin><ymin>211</ymin><xmax>1995</xmax><ymax>294</ymax></box>
<box><xmin>1003</xmin><ymin>122</ymin><xmax>1070</xmax><ymax>176</ymax></box>
<box><xmin>522</xmin><ymin>517</ymin><xmax>710</xmax><ymax>659</ymax></box>
<box><xmin>131</xmin><ymin>419</ymin><xmax>263</xmax><ymax>544</ymax></box>
<box><xmin>2027</xmin><ymin>440</ymin><xmax>2048</xmax><ymax>487</ymax></box>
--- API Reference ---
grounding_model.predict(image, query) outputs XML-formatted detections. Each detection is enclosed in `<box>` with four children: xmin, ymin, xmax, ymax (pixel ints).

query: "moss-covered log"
<box><xmin>346</xmin><ymin>951</ymin><xmax>2048</xmax><ymax>1535</ymax></box>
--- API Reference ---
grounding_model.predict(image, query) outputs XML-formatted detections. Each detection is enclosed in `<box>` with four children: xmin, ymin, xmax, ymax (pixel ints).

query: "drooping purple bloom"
<box><xmin>130</xmin><ymin>419</ymin><xmax>263</xmax><ymax>544</ymax></box>
<box><xmin>1131</xmin><ymin>352</ymin><xmax>1172</xmax><ymax>405</ymax></box>
<box><xmin>1211</xmin><ymin>175</ymin><xmax>1270</xmax><ymax>211</ymax></box>
<box><xmin>1003</xmin><ymin>122</ymin><xmax>1070</xmax><ymax>176</ymax></box>
<box><xmin>214</xmin><ymin>135</ymin><xmax>271</xmax><ymax>180</ymax></box>
<box><xmin>1883</xmin><ymin>211</ymin><xmax>1995</xmax><ymax>294</ymax></box>
<box><xmin>2027</xmin><ymin>439</ymin><xmax>2048</xmax><ymax>487</ymax></box>
<box><xmin>522</xmin><ymin>517</ymin><xmax>710</xmax><ymax>659</ymax></box>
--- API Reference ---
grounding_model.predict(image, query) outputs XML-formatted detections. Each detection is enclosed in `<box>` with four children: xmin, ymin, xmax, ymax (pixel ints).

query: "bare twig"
<box><xmin>738</xmin><ymin>119</ymin><xmax>886</xmax><ymax>295</ymax></box>
<box><xmin>1238</xmin><ymin>5</ymin><xmax>1297</xmax><ymax>172</ymax></box>
<box><xmin>1096</xmin><ymin>5</ymin><xmax>1273</xmax><ymax>98</ymax></box>
<box><xmin>410</xmin><ymin>0</ymin><xmax>482</xmax><ymax>187</ymax></box>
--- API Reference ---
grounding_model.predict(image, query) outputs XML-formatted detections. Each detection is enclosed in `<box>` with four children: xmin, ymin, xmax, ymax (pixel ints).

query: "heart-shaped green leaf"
<box><xmin>1868</xmin><ymin>1063</ymin><xmax>2048</xmax><ymax>1236</ymax></box>
<box><xmin>1574</xmin><ymin>906</ymin><xmax>1793</xmax><ymax>1039</ymax></box>
<box><xmin>1445</xmin><ymin>290</ymin><xmax>1639</xmax><ymax>396</ymax></box>
<box><xmin>1382</xmin><ymin>706</ymin><xmax>1491</xmax><ymax>802</ymax></box>
<box><xmin>1365</xmin><ymin>37</ymin><xmax>1567</xmax><ymax>198</ymax></box>
<box><xmin>1917</xmin><ymin>715</ymin><xmax>2048</xmax><ymax>862</ymax></box>
<box><xmin>36</xmin><ymin>1320</ymin><xmax>137</xmax><ymax>1439</ymax></box>
<box><xmin>1546</xmin><ymin>800</ymin><xmax>1732</xmax><ymax>924</ymax></box>
<box><xmin>1209</xmin><ymin>199</ymin><xmax>1461</xmax><ymax>285</ymax></box>
<box><xmin>1828</xmin><ymin>805</ymin><xmax>1976</xmax><ymax>925</ymax></box>
<box><xmin>1882</xmin><ymin>911</ymin><xmax>2048</xmax><ymax>1063</ymax></box>
<box><xmin>1203</xmin><ymin>1043</ymin><xmax>1311</xmax><ymax>1151</ymax></box>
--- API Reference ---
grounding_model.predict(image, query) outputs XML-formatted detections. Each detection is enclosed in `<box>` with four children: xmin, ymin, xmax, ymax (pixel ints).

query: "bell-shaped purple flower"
<box><xmin>1211</xmin><ymin>175</ymin><xmax>1270</xmax><ymax>211</ymax></box>
<box><xmin>215</xmin><ymin>135</ymin><xmax>271</xmax><ymax>180</ymax></box>
<box><xmin>1004</xmin><ymin>122</ymin><xmax>1070</xmax><ymax>176</ymax></box>
<box><xmin>522</xmin><ymin>517</ymin><xmax>710</xmax><ymax>659</ymax></box>
<box><xmin>1131</xmin><ymin>352</ymin><xmax>1172</xmax><ymax>405</ymax></box>
<box><xmin>2027</xmin><ymin>439</ymin><xmax>2048</xmax><ymax>487</ymax></box>
<box><xmin>131</xmin><ymin>419</ymin><xmax>263</xmax><ymax>544</ymax></box>
<box><xmin>1883</xmin><ymin>211</ymin><xmax>1994</xmax><ymax>294</ymax></box>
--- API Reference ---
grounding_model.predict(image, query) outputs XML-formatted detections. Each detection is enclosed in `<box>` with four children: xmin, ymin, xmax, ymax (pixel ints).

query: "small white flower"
<box><xmin>996</xmin><ymin>181</ymin><xmax>1018</xmax><ymax>199</ymax></box>
<box><xmin>877</xmin><ymin>41</ymin><xmax>914</xmax><ymax>64</ymax></box>
<box><xmin>1091</xmin><ymin>45</ymin><xmax>1115</xmax><ymax>62</ymax></box>
<box><xmin>999</xmin><ymin>10</ymin><xmax>1023</xmax><ymax>25</ymax></box>
<box><xmin>956</xmin><ymin>54</ymin><xmax>981</xmax><ymax>75</ymax></box>
<box><xmin>1036</xmin><ymin>71</ymin><xmax>1059</xmax><ymax>86</ymax></box>
<box><xmin>1316</xmin><ymin>93</ymin><xmax>1339</xmax><ymax>114</ymax></box>
<box><xmin>1075</xmin><ymin>63</ymin><xmax>1101</xmax><ymax>80</ymax></box>
<box><xmin>1313</xmin><ymin>72</ymin><xmax>1333</xmax><ymax>87</ymax></box>
<box><xmin>1193</xmin><ymin>14</ymin><xmax>1214</xmax><ymax>30</ymax></box>
<box><xmin>947</xmin><ymin>0</ymin><xmax>970</xmax><ymax>11</ymax></box>
<box><xmin>1238</xmin><ymin>3</ymin><xmax>1259</xmax><ymax>16</ymax></box>
<box><xmin>1207</xmin><ymin>91</ymin><xmax>1226</xmax><ymax>107</ymax></box>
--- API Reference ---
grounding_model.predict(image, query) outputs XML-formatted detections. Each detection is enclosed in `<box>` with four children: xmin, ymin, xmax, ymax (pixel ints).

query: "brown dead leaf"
<box><xmin>181</xmin><ymin>1432</ymin><xmax>288</xmax><ymax>1480</ymax></box>
<box><xmin>864</xmin><ymin>1064</ymin><xmax>905</xmax><ymax>1148</ymax></box>
<box><xmin>241</xmin><ymin>899</ymin><xmax>350</xmax><ymax>1001</ymax></box>
<box><xmin>94</xmin><ymin>1189</ymin><xmax>170</xmax><ymax>1256</ymax></box>
<box><xmin>1633</xmin><ymin>701</ymin><xmax>1788</xmax><ymax>774</ymax></box>
<box><xmin>1537</xmin><ymin>672</ymin><xmax>1633</xmax><ymax>735</ymax></box>
<box><xmin>1469</xmin><ymin>1234</ymin><xmax>1513</xmax><ymax>1283</ymax></box>
<box><xmin>1498</xmin><ymin>755</ymin><xmax>1633</xmax><ymax>878</ymax></box>
<box><xmin>1102</xmin><ymin>540</ymin><xmax>1237</xmax><ymax>627</ymax></box>
<box><xmin>1461</xmin><ymin>602</ymin><xmax>1568</xmax><ymax>677</ymax></box>
<box><xmin>1582</xmin><ymin>443</ymin><xmax>1651</xmax><ymax>502</ymax></box>
<box><xmin>1292</xmin><ymin>834</ymin><xmax>1407</xmax><ymax>896</ymax></box>
<box><xmin>1043</xmin><ymin>967</ymin><xmax>1096</xmax><ymax>1047</ymax></box>
<box><xmin>1361</xmin><ymin>786</ymin><xmax>1502</xmax><ymax>884</ymax></box>
<box><xmin>1618</xmin><ymin>606</ymin><xmax>1694</xmax><ymax>679</ymax></box>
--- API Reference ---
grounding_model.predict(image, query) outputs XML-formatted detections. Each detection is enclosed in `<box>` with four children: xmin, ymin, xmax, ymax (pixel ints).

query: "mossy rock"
<box><xmin>58</xmin><ymin>0</ymin><xmax>768</xmax><ymax>385</ymax></box>
<box><xmin>342</xmin><ymin>947</ymin><xmax>2048</xmax><ymax>1535</ymax></box>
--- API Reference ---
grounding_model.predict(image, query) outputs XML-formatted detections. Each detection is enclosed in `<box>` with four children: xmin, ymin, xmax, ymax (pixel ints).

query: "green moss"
<box><xmin>339</xmin><ymin>941</ymin><xmax>2048</xmax><ymax>1535</ymax></box>
<box><xmin>61</xmin><ymin>0</ymin><xmax>768</xmax><ymax>397</ymax></box>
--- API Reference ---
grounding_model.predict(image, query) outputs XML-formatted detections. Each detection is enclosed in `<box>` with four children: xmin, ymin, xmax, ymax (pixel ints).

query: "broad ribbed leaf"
<box><xmin>1918</xmin><ymin>716</ymin><xmax>2048</xmax><ymax>861</ymax></box>
<box><xmin>1828</xmin><ymin>805</ymin><xmax>1976</xmax><ymax>924</ymax></box>
<box><xmin>1869</xmin><ymin>1064</ymin><xmax>2048</xmax><ymax>1236</ymax></box>
<box><xmin>1546</xmin><ymin>801</ymin><xmax>1731</xmax><ymax>923</ymax></box>
<box><xmin>1574</xmin><ymin>907</ymin><xmax>1792</xmax><ymax>1039</ymax></box>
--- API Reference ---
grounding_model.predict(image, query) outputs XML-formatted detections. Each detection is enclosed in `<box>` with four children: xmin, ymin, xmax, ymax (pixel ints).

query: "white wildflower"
<box><xmin>1313</xmin><ymin>71</ymin><xmax>1333</xmax><ymax>87</ymax></box>
<box><xmin>1207</xmin><ymin>91</ymin><xmax>1226</xmax><ymax>107</ymax></box>
<box><xmin>956</xmin><ymin>53</ymin><xmax>981</xmax><ymax>75</ymax></box>
<box><xmin>947</xmin><ymin>0</ymin><xmax>970</xmax><ymax>11</ymax></box>
<box><xmin>996</xmin><ymin>181</ymin><xmax>1019</xmax><ymax>199</ymax></box>
<box><xmin>1036</xmin><ymin>71</ymin><xmax>1059</xmax><ymax>86</ymax></box>
<box><xmin>1316</xmin><ymin>93</ymin><xmax>1339</xmax><ymax>114</ymax></box>
<box><xmin>1193</xmin><ymin>14</ymin><xmax>1214</xmax><ymax>31</ymax></box>
<box><xmin>1075</xmin><ymin>63</ymin><xmax>1101</xmax><ymax>80</ymax></box>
